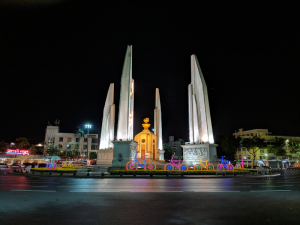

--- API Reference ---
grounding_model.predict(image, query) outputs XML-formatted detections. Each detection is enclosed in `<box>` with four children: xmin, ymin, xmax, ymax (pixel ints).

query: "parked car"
<box><xmin>10</xmin><ymin>163</ymin><xmax>24</xmax><ymax>168</ymax></box>
<box><xmin>0</xmin><ymin>163</ymin><xmax>9</xmax><ymax>168</ymax></box>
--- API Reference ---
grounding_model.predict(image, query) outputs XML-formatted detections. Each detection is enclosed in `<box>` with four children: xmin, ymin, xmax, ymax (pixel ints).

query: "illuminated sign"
<box><xmin>6</xmin><ymin>149</ymin><xmax>29</xmax><ymax>155</ymax></box>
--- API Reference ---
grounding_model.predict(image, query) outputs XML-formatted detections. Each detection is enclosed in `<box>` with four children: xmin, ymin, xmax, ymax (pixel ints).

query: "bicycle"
<box><xmin>194</xmin><ymin>155</ymin><xmax>214</xmax><ymax>171</ymax></box>
<box><xmin>126</xmin><ymin>153</ymin><xmax>156</xmax><ymax>171</ymax></box>
<box><xmin>217</xmin><ymin>156</ymin><xmax>234</xmax><ymax>171</ymax></box>
<box><xmin>164</xmin><ymin>154</ymin><xmax>189</xmax><ymax>171</ymax></box>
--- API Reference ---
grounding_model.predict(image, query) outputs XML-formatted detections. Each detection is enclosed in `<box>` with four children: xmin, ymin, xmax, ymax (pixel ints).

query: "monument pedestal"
<box><xmin>111</xmin><ymin>140</ymin><xmax>138</xmax><ymax>168</ymax></box>
<box><xmin>181</xmin><ymin>144</ymin><xmax>218</xmax><ymax>167</ymax></box>
<box><xmin>97</xmin><ymin>148</ymin><xmax>113</xmax><ymax>166</ymax></box>
<box><xmin>158</xmin><ymin>149</ymin><xmax>165</xmax><ymax>161</ymax></box>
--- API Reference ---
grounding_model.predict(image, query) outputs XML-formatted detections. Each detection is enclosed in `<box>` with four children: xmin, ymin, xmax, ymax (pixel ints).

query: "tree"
<box><xmin>288</xmin><ymin>141</ymin><xmax>300</xmax><ymax>156</ymax></box>
<box><xmin>75</xmin><ymin>126</ymin><xmax>85</xmax><ymax>138</ymax></box>
<box><xmin>163</xmin><ymin>143</ymin><xmax>172</xmax><ymax>160</ymax></box>
<box><xmin>221</xmin><ymin>135</ymin><xmax>241</xmax><ymax>154</ymax></box>
<box><xmin>89</xmin><ymin>152</ymin><xmax>97</xmax><ymax>160</ymax></box>
<box><xmin>47</xmin><ymin>146</ymin><xmax>60</xmax><ymax>156</ymax></box>
<box><xmin>0</xmin><ymin>141</ymin><xmax>6</xmax><ymax>152</ymax></box>
<box><xmin>15</xmin><ymin>137</ymin><xmax>30</xmax><ymax>149</ymax></box>
<box><xmin>241</xmin><ymin>136</ymin><xmax>267</xmax><ymax>167</ymax></box>
<box><xmin>268</xmin><ymin>137</ymin><xmax>287</xmax><ymax>157</ymax></box>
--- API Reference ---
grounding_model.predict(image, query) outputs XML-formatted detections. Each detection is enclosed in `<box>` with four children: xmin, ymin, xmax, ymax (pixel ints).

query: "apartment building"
<box><xmin>45</xmin><ymin>126</ymin><xmax>98</xmax><ymax>156</ymax></box>
<box><xmin>233</xmin><ymin>128</ymin><xmax>300</xmax><ymax>168</ymax></box>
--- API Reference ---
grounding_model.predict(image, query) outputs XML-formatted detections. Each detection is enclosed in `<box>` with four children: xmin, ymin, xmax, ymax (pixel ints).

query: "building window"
<box><xmin>67</xmin><ymin>138</ymin><xmax>72</xmax><ymax>142</ymax></box>
<box><xmin>84</xmin><ymin>138</ymin><xmax>87</xmax><ymax>142</ymax></box>
<box><xmin>247</xmin><ymin>155</ymin><xmax>251</xmax><ymax>159</ymax></box>
<box><xmin>260</xmin><ymin>149</ymin><xmax>264</xmax><ymax>153</ymax></box>
<box><xmin>59</xmin><ymin>137</ymin><xmax>63</xmax><ymax>142</ymax></box>
<box><xmin>76</xmin><ymin>138</ymin><xmax>80</xmax><ymax>142</ymax></box>
<box><xmin>58</xmin><ymin>144</ymin><xmax>63</xmax><ymax>149</ymax></box>
<box><xmin>91</xmin><ymin>145</ymin><xmax>98</xmax><ymax>150</ymax></box>
<box><xmin>92</xmin><ymin>139</ymin><xmax>98</xmax><ymax>143</ymax></box>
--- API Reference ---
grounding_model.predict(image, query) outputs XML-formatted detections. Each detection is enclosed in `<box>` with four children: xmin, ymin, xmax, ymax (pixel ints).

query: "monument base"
<box><xmin>111</xmin><ymin>140</ymin><xmax>138</xmax><ymax>168</ymax></box>
<box><xmin>97</xmin><ymin>148</ymin><xmax>113</xmax><ymax>166</ymax></box>
<box><xmin>158</xmin><ymin>149</ymin><xmax>165</xmax><ymax>161</ymax></box>
<box><xmin>181</xmin><ymin>143</ymin><xmax>218</xmax><ymax>167</ymax></box>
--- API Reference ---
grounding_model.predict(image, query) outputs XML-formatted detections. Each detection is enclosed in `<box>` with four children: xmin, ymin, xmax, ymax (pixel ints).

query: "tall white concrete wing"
<box><xmin>189</xmin><ymin>55</ymin><xmax>214</xmax><ymax>144</ymax></box>
<box><xmin>117</xmin><ymin>45</ymin><xmax>134</xmax><ymax>141</ymax></box>
<box><xmin>154</xmin><ymin>88</ymin><xmax>163</xmax><ymax>150</ymax></box>
<box><xmin>99</xmin><ymin>83</ymin><xmax>115</xmax><ymax>149</ymax></box>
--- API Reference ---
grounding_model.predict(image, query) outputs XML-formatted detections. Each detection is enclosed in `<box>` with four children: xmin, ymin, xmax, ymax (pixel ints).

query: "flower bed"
<box><xmin>110</xmin><ymin>170</ymin><xmax>251</xmax><ymax>175</ymax></box>
<box><xmin>30</xmin><ymin>167</ymin><xmax>94</xmax><ymax>172</ymax></box>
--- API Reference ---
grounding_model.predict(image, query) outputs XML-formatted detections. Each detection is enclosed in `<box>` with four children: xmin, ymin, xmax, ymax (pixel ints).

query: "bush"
<box><xmin>110</xmin><ymin>170</ymin><xmax>251</xmax><ymax>175</ymax></box>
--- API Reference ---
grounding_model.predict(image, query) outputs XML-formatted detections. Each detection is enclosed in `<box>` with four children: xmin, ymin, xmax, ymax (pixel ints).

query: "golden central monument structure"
<box><xmin>134</xmin><ymin>118</ymin><xmax>158</xmax><ymax>160</ymax></box>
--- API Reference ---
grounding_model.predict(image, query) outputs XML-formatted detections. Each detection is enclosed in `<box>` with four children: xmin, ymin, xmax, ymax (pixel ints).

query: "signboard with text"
<box><xmin>6</xmin><ymin>149</ymin><xmax>29</xmax><ymax>155</ymax></box>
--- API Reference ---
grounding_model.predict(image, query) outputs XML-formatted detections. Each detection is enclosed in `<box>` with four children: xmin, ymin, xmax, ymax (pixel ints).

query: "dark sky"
<box><xmin>0</xmin><ymin>1</ymin><xmax>300</xmax><ymax>145</ymax></box>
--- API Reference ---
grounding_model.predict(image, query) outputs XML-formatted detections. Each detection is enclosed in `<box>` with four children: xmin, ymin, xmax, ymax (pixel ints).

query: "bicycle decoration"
<box><xmin>235</xmin><ymin>157</ymin><xmax>244</xmax><ymax>169</ymax></box>
<box><xmin>217</xmin><ymin>156</ymin><xmax>234</xmax><ymax>171</ymax></box>
<box><xmin>46</xmin><ymin>157</ymin><xmax>56</xmax><ymax>169</ymax></box>
<box><xmin>194</xmin><ymin>155</ymin><xmax>214</xmax><ymax>171</ymax></box>
<box><xmin>126</xmin><ymin>153</ymin><xmax>156</xmax><ymax>171</ymax></box>
<box><xmin>164</xmin><ymin>154</ymin><xmax>189</xmax><ymax>171</ymax></box>
<box><xmin>62</xmin><ymin>158</ymin><xmax>73</xmax><ymax>167</ymax></box>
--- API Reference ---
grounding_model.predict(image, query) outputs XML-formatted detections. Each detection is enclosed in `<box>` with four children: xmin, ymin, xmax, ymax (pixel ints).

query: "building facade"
<box><xmin>168</xmin><ymin>136</ymin><xmax>185</xmax><ymax>156</ymax></box>
<box><xmin>233</xmin><ymin>128</ymin><xmax>300</xmax><ymax>168</ymax></box>
<box><xmin>45</xmin><ymin>126</ymin><xmax>98</xmax><ymax>157</ymax></box>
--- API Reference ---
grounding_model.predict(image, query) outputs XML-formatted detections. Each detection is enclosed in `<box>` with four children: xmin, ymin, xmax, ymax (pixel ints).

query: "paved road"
<box><xmin>1</xmin><ymin>169</ymin><xmax>299</xmax><ymax>224</ymax></box>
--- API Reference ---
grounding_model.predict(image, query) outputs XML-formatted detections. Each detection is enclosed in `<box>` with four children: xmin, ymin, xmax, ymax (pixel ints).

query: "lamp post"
<box><xmin>85</xmin><ymin>124</ymin><xmax>92</xmax><ymax>165</ymax></box>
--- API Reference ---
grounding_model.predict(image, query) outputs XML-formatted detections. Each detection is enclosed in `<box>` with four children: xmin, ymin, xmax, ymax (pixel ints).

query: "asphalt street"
<box><xmin>1</xmin><ymin>169</ymin><xmax>299</xmax><ymax>225</ymax></box>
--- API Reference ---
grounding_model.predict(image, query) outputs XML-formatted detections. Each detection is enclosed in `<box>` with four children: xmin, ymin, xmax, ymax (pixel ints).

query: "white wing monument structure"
<box><xmin>154</xmin><ymin>88</ymin><xmax>164</xmax><ymax>161</ymax></box>
<box><xmin>112</xmin><ymin>45</ymin><xmax>138</xmax><ymax>167</ymax></box>
<box><xmin>182</xmin><ymin>55</ymin><xmax>217</xmax><ymax>167</ymax></box>
<box><xmin>97</xmin><ymin>83</ymin><xmax>115</xmax><ymax>165</ymax></box>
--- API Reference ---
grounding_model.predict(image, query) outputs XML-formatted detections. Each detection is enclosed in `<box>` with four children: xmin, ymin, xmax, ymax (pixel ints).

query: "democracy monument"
<box><xmin>97</xmin><ymin>45</ymin><xmax>217</xmax><ymax>168</ymax></box>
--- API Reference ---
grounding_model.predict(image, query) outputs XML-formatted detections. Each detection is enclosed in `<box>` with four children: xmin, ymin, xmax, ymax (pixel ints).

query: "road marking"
<box><xmin>242</xmin><ymin>183</ymin><xmax>270</xmax><ymax>184</ymax></box>
<box><xmin>195</xmin><ymin>191</ymin><xmax>241</xmax><ymax>192</ymax></box>
<box><xmin>69</xmin><ymin>191</ymin><xmax>120</xmax><ymax>192</ymax></box>
<box><xmin>11</xmin><ymin>185</ymin><xmax>48</xmax><ymax>187</ymax></box>
<box><xmin>259</xmin><ymin>185</ymin><xmax>293</xmax><ymax>187</ymax></box>
<box><xmin>11</xmin><ymin>190</ymin><xmax>56</xmax><ymax>192</ymax></box>
<box><xmin>250</xmin><ymin>190</ymin><xmax>291</xmax><ymax>192</ymax></box>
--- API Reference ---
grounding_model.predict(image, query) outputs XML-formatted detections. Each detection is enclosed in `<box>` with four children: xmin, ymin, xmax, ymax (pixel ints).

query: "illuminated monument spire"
<box><xmin>188</xmin><ymin>55</ymin><xmax>214</xmax><ymax>144</ymax></box>
<box><xmin>117</xmin><ymin>45</ymin><xmax>134</xmax><ymax>141</ymax></box>
<box><xmin>154</xmin><ymin>88</ymin><xmax>163</xmax><ymax>150</ymax></box>
<box><xmin>99</xmin><ymin>83</ymin><xmax>115</xmax><ymax>149</ymax></box>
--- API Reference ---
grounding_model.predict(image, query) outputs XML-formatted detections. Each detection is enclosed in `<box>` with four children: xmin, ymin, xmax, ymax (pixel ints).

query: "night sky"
<box><xmin>0</xmin><ymin>1</ymin><xmax>299</xmax><ymax>146</ymax></box>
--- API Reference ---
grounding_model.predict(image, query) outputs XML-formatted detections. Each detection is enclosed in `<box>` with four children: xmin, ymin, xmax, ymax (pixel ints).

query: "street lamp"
<box><xmin>85</xmin><ymin>124</ymin><xmax>92</xmax><ymax>165</ymax></box>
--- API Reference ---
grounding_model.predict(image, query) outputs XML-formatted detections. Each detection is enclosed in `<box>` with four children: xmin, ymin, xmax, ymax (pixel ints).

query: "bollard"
<box><xmin>166</xmin><ymin>173</ymin><xmax>169</xmax><ymax>177</ymax></box>
<box><xmin>32</xmin><ymin>170</ymin><xmax>34</xmax><ymax>174</ymax></box>
<box><xmin>234</xmin><ymin>173</ymin><xmax>236</xmax><ymax>176</ymax></box>
<box><xmin>73</xmin><ymin>172</ymin><xmax>76</xmax><ymax>177</ymax></box>
<box><xmin>41</xmin><ymin>172</ymin><xmax>43</xmax><ymax>175</ymax></box>
<box><xmin>181</xmin><ymin>173</ymin><xmax>184</xmax><ymax>177</ymax></box>
<box><xmin>133</xmin><ymin>172</ymin><xmax>136</xmax><ymax>177</ymax></box>
<box><xmin>101</xmin><ymin>172</ymin><xmax>105</xmax><ymax>177</ymax></box>
<box><xmin>244</xmin><ymin>172</ymin><xmax>246</xmax><ymax>176</ymax></box>
<box><xmin>49</xmin><ymin>172</ymin><xmax>52</xmax><ymax>176</ymax></box>
<box><xmin>87</xmin><ymin>171</ymin><xmax>90</xmax><ymax>177</ymax></box>
<box><xmin>120</xmin><ymin>173</ymin><xmax>123</xmax><ymax>177</ymax></box>
<box><xmin>222</xmin><ymin>173</ymin><xmax>225</xmax><ymax>176</ymax></box>
<box><xmin>150</xmin><ymin>174</ymin><xmax>153</xmax><ymax>177</ymax></box>
<box><xmin>60</xmin><ymin>172</ymin><xmax>63</xmax><ymax>176</ymax></box>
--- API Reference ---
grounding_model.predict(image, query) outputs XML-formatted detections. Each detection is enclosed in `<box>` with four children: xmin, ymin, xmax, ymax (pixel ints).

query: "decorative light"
<box><xmin>6</xmin><ymin>149</ymin><xmax>29</xmax><ymax>155</ymax></box>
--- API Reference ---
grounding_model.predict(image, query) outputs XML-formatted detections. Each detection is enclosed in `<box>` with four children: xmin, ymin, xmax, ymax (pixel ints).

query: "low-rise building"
<box><xmin>45</xmin><ymin>125</ymin><xmax>98</xmax><ymax>157</ymax></box>
<box><xmin>169</xmin><ymin>136</ymin><xmax>185</xmax><ymax>156</ymax></box>
<box><xmin>233</xmin><ymin>128</ymin><xmax>300</xmax><ymax>168</ymax></box>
